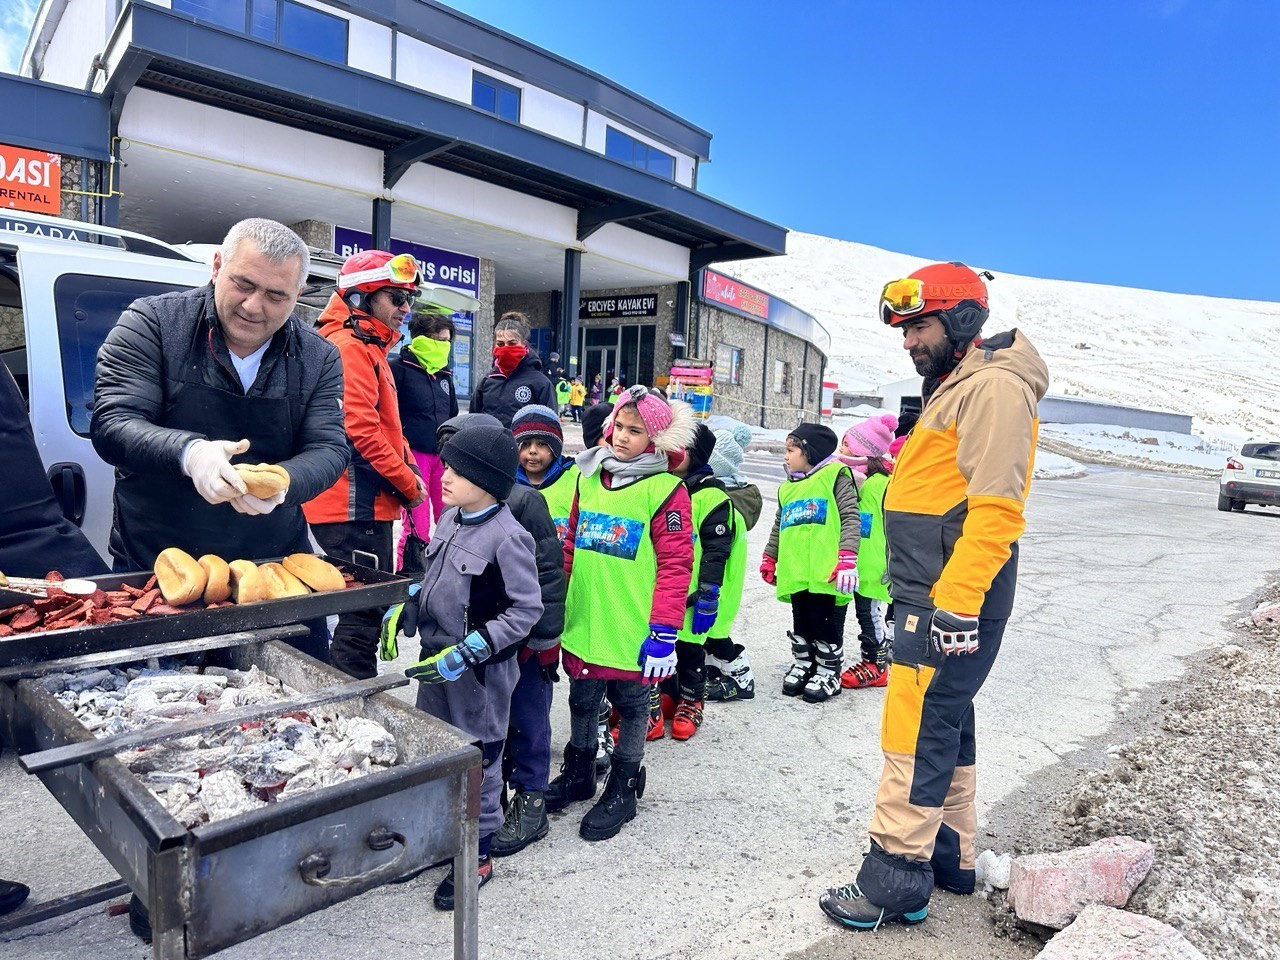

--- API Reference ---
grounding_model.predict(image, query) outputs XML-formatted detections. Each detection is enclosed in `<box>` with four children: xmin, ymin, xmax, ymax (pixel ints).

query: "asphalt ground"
<box><xmin>2</xmin><ymin>464</ymin><xmax>1277</xmax><ymax>959</ymax></box>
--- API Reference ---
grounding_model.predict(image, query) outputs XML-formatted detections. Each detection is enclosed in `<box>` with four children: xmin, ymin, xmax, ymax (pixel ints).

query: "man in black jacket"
<box><xmin>91</xmin><ymin>218</ymin><xmax>348</xmax><ymax>611</ymax></box>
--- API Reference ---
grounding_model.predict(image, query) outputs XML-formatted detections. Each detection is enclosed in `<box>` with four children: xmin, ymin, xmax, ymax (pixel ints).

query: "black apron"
<box><xmin>110</xmin><ymin>325</ymin><xmax>310</xmax><ymax>572</ymax></box>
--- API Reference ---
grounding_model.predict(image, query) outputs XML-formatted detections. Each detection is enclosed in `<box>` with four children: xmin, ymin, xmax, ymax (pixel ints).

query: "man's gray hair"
<box><xmin>495</xmin><ymin>311</ymin><xmax>531</xmax><ymax>344</ymax></box>
<box><xmin>220</xmin><ymin>218</ymin><xmax>309</xmax><ymax>286</ymax></box>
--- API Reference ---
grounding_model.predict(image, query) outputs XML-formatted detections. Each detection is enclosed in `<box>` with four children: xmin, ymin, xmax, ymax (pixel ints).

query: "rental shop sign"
<box><xmin>0</xmin><ymin>144</ymin><xmax>61</xmax><ymax>215</ymax></box>
<box><xmin>335</xmin><ymin>226</ymin><xmax>479</xmax><ymax>297</ymax></box>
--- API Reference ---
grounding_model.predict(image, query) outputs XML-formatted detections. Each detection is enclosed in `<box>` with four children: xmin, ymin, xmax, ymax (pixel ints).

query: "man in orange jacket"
<box><xmin>306</xmin><ymin>250</ymin><xmax>426</xmax><ymax>678</ymax></box>
<box><xmin>819</xmin><ymin>263</ymin><xmax>1048</xmax><ymax>931</ymax></box>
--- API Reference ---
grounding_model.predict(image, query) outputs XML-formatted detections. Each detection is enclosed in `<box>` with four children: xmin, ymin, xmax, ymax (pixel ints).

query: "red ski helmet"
<box><xmin>336</xmin><ymin>250</ymin><xmax>422</xmax><ymax>298</ymax></box>
<box><xmin>880</xmin><ymin>262</ymin><xmax>991</xmax><ymax>347</ymax></box>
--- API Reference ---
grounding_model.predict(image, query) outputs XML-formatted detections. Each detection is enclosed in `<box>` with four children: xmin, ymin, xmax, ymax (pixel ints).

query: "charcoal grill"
<box><xmin>0</xmin><ymin>556</ymin><xmax>410</xmax><ymax>668</ymax></box>
<box><xmin>0</xmin><ymin>628</ymin><xmax>482</xmax><ymax>959</ymax></box>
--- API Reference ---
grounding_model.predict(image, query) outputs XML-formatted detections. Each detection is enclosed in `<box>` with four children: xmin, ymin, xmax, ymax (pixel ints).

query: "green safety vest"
<box><xmin>677</xmin><ymin>483</ymin><xmax>740</xmax><ymax>645</ymax></box>
<box><xmin>556</xmin><ymin>380</ymin><xmax>571</xmax><ymax>403</ymax></box>
<box><xmin>536</xmin><ymin>463</ymin><xmax>579</xmax><ymax>543</ymax></box>
<box><xmin>775</xmin><ymin>461</ymin><xmax>850</xmax><ymax>605</ymax></box>
<box><xmin>563</xmin><ymin>470</ymin><xmax>683</xmax><ymax>670</ymax></box>
<box><xmin>856</xmin><ymin>472</ymin><xmax>891</xmax><ymax>602</ymax></box>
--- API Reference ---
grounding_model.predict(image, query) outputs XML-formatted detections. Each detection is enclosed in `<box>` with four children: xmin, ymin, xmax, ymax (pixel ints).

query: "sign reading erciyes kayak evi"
<box><xmin>335</xmin><ymin>226</ymin><xmax>480</xmax><ymax>297</ymax></box>
<box><xmin>579</xmin><ymin>293</ymin><xmax>658</xmax><ymax>319</ymax></box>
<box><xmin>0</xmin><ymin>144</ymin><xmax>61</xmax><ymax>215</ymax></box>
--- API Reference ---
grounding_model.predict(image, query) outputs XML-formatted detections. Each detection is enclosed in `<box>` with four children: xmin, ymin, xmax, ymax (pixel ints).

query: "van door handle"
<box><xmin>47</xmin><ymin>462</ymin><xmax>87</xmax><ymax>526</ymax></box>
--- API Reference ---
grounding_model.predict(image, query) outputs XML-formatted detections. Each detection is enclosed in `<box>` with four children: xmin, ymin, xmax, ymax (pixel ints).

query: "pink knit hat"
<box><xmin>606</xmin><ymin>384</ymin><xmax>696</xmax><ymax>455</ymax></box>
<box><xmin>843</xmin><ymin>413</ymin><xmax>898</xmax><ymax>459</ymax></box>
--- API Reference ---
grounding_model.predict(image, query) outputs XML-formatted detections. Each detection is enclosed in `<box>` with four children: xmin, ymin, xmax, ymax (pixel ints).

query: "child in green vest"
<box><xmin>836</xmin><ymin>414</ymin><xmax>898</xmax><ymax>689</ymax></box>
<box><xmin>760</xmin><ymin>423</ymin><xmax>860</xmax><ymax>703</ymax></box>
<box><xmin>545</xmin><ymin>385</ymin><xmax>694</xmax><ymax>840</ymax></box>
<box><xmin>554</xmin><ymin>377</ymin><xmax>571</xmax><ymax>418</ymax></box>
<box><xmin>653</xmin><ymin>423</ymin><xmax>735</xmax><ymax>740</ymax></box>
<box><xmin>704</xmin><ymin>424</ymin><xmax>762</xmax><ymax>700</ymax></box>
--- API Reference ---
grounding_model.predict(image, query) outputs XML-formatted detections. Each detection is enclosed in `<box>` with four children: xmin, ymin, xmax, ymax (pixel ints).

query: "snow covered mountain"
<box><xmin>723</xmin><ymin>232</ymin><xmax>1280</xmax><ymax>448</ymax></box>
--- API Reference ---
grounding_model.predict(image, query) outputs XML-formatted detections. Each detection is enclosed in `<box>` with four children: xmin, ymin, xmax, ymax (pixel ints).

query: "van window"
<box><xmin>0</xmin><ymin>265</ymin><xmax>25</xmax><ymax>400</ymax></box>
<box><xmin>55</xmin><ymin>275</ymin><xmax>190</xmax><ymax>436</ymax></box>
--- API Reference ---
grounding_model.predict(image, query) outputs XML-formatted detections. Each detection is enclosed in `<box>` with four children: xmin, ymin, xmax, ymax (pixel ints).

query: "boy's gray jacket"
<box><xmin>414</xmin><ymin>503</ymin><xmax>543</xmax><ymax>743</ymax></box>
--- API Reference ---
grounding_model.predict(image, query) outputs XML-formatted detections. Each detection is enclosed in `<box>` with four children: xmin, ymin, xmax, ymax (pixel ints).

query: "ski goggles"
<box><xmin>879</xmin><ymin>276</ymin><xmax>988</xmax><ymax>323</ymax></box>
<box><xmin>341</xmin><ymin>253</ymin><xmax>423</xmax><ymax>289</ymax></box>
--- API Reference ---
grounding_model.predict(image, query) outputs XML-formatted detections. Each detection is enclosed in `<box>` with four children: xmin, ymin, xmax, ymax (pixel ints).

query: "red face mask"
<box><xmin>493</xmin><ymin>343</ymin><xmax>527</xmax><ymax>376</ymax></box>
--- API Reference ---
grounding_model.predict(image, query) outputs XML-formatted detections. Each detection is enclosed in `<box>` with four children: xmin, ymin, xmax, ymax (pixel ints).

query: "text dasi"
<box><xmin>0</xmin><ymin>156</ymin><xmax>56</xmax><ymax>188</ymax></box>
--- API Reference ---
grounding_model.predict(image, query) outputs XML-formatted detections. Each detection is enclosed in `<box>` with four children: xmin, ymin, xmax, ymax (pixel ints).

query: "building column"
<box><xmin>372</xmin><ymin>198</ymin><xmax>393</xmax><ymax>249</ymax></box>
<box><xmin>561</xmin><ymin>249</ymin><xmax>582</xmax><ymax>378</ymax></box>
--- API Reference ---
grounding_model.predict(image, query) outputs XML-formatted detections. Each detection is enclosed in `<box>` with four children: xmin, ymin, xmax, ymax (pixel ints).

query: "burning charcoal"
<box><xmin>65</xmin><ymin>669</ymin><xmax>117</xmax><ymax>693</ymax></box>
<box><xmin>339</xmin><ymin>717</ymin><xmax>398</xmax><ymax>766</ymax></box>
<box><xmin>125</xmin><ymin>672</ymin><xmax>227</xmax><ymax>703</ymax></box>
<box><xmin>199</xmin><ymin>769</ymin><xmax>264</xmax><ymax>819</ymax></box>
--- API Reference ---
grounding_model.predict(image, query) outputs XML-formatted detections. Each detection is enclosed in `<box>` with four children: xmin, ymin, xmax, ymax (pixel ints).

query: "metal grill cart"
<box><xmin>0</xmin><ymin>561</ymin><xmax>482</xmax><ymax>960</ymax></box>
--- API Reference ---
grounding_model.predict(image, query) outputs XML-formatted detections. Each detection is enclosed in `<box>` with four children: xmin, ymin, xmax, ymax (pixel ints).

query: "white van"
<box><xmin>1</xmin><ymin>212</ymin><xmax>211</xmax><ymax>557</ymax></box>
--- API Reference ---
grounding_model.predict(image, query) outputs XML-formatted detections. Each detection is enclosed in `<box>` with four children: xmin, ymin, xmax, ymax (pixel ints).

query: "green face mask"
<box><xmin>409</xmin><ymin>335</ymin><xmax>451</xmax><ymax>374</ymax></box>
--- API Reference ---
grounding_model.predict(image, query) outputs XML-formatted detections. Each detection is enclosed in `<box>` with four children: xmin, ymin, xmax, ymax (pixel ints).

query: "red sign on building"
<box><xmin>0</xmin><ymin>144</ymin><xmax>62</xmax><ymax>216</ymax></box>
<box><xmin>702</xmin><ymin>268</ymin><xmax>770</xmax><ymax>320</ymax></box>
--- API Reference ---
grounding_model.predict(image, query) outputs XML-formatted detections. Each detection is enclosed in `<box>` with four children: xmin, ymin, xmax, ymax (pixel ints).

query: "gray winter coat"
<box><xmin>413</xmin><ymin>503</ymin><xmax>543</xmax><ymax>743</ymax></box>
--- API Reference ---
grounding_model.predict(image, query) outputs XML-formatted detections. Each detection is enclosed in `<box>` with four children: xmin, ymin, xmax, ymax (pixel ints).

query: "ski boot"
<box><xmin>706</xmin><ymin>651</ymin><xmax>755</xmax><ymax>701</ymax></box>
<box><xmin>841</xmin><ymin>660</ymin><xmax>888</xmax><ymax>689</ymax></box>
<box><xmin>595</xmin><ymin>696</ymin><xmax>615</xmax><ymax>776</ymax></box>
<box><xmin>671</xmin><ymin>699</ymin><xmax>704</xmax><ymax>741</ymax></box>
<box><xmin>645</xmin><ymin>685</ymin><xmax>670</xmax><ymax>740</ymax></box>
<box><xmin>782</xmin><ymin>631</ymin><xmax>815</xmax><ymax>697</ymax></box>
<box><xmin>802</xmin><ymin>640</ymin><xmax>842</xmax><ymax>703</ymax></box>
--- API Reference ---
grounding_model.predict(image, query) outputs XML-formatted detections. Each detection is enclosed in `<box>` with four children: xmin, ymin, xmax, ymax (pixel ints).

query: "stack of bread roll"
<box><xmin>153</xmin><ymin>548</ymin><xmax>346</xmax><ymax>606</ymax></box>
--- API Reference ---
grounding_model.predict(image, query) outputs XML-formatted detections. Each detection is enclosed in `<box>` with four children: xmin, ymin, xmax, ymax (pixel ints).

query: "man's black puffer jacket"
<box><xmin>468</xmin><ymin>352</ymin><xmax>555</xmax><ymax>428</ymax></box>
<box><xmin>91</xmin><ymin>284</ymin><xmax>349</xmax><ymax>503</ymax></box>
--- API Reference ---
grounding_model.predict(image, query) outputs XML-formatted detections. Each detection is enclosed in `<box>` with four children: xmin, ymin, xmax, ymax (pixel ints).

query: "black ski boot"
<box><xmin>579</xmin><ymin>758</ymin><xmax>646</xmax><ymax>842</ymax></box>
<box><xmin>782</xmin><ymin>631</ymin><xmax>815</xmax><ymax>696</ymax></box>
<box><xmin>545</xmin><ymin>743</ymin><xmax>597</xmax><ymax>813</ymax></box>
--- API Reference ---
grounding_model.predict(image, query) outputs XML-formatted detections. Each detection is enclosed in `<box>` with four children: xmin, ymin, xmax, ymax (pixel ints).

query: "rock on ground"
<box><xmin>1036</xmin><ymin>904</ymin><xmax>1208</xmax><ymax>960</ymax></box>
<box><xmin>1007</xmin><ymin>836</ymin><xmax>1153</xmax><ymax>929</ymax></box>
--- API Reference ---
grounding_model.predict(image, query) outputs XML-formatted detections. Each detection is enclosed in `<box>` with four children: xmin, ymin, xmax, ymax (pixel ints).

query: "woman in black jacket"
<box><xmin>391</xmin><ymin>313</ymin><xmax>459</xmax><ymax>564</ymax></box>
<box><xmin>469</xmin><ymin>311</ymin><xmax>555</xmax><ymax>428</ymax></box>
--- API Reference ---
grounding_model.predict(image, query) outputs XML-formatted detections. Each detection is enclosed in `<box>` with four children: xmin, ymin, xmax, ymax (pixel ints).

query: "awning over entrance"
<box><xmin>97</xmin><ymin>3</ymin><xmax>786</xmax><ymax>269</ymax></box>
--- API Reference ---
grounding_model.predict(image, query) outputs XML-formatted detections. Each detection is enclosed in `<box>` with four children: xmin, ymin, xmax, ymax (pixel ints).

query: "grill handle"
<box><xmin>298</xmin><ymin>827</ymin><xmax>407</xmax><ymax>888</ymax></box>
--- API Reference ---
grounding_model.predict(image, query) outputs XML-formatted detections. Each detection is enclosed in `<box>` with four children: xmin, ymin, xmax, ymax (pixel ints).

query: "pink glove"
<box><xmin>759</xmin><ymin>554</ymin><xmax>777</xmax><ymax>585</ymax></box>
<box><xmin>828</xmin><ymin>549</ymin><xmax>858</xmax><ymax>595</ymax></box>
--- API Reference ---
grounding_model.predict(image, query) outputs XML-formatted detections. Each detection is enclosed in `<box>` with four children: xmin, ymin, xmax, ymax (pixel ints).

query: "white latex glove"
<box><xmin>182</xmin><ymin>438</ymin><xmax>250</xmax><ymax>504</ymax></box>
<box><xmin>228</xmin><ymin>489</ymin><xmax>287</xmax><ymax>515</ymax></box>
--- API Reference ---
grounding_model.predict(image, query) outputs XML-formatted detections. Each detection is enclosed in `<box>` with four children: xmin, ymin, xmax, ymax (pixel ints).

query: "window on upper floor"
<box><xmin>471</xmin><ymin>72</ymin><xmax>521</xmax><ymax>123</ymax></box>
<box><xmin>605</xmin><ymin>127</ymin><xmax>676</xmax><ymax>180</ymax></box>
<box><xmin>173</xmin><ymin>0</ymin><xmax>348</xmax><ymax>64</ymax></box>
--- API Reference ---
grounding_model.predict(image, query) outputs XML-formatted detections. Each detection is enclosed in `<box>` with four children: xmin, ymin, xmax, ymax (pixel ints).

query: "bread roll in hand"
<box><xmin>233</xmin><ymin>463</ymin><xmax>290</xmax><ymax>499</ymax></box>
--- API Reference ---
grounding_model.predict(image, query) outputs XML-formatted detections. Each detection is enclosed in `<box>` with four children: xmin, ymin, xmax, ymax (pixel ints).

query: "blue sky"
<box><xmin>2</xmin><ymin>1</ymin><xmax>1276</xmax><ymax>300</ymax></box>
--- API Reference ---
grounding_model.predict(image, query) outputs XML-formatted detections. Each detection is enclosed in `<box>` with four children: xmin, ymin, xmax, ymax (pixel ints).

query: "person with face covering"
<box><xmin>391</xmin><ymin>313</ymin><xmax>459</xmax><ymax>563</ymax></box>
<box><xmin>468</xmin><ymin>312</ymin><xmax>555</xmax><ymax>428</ymax></box>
